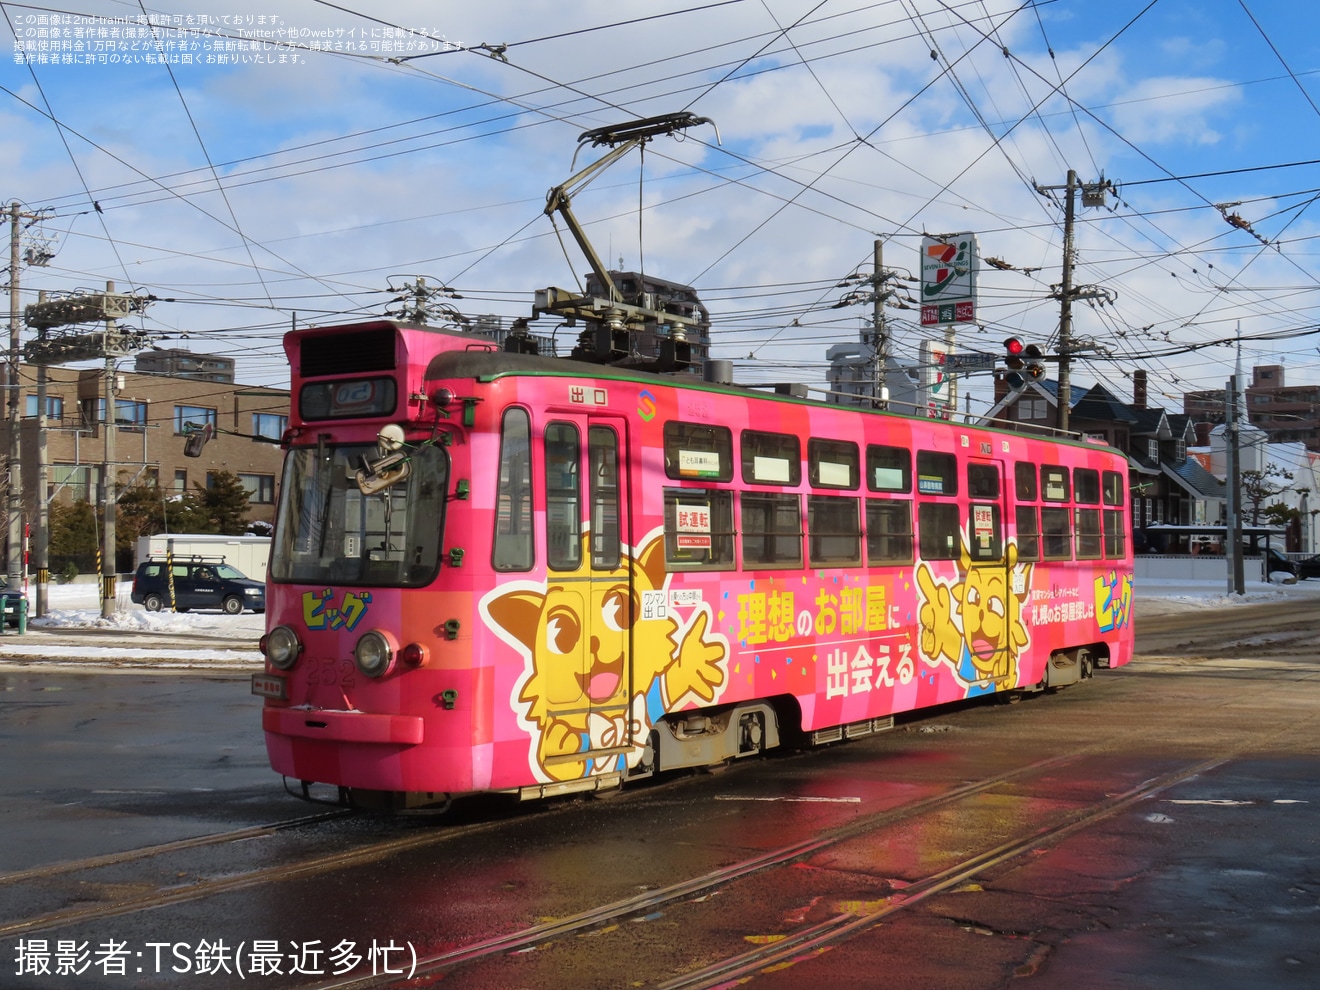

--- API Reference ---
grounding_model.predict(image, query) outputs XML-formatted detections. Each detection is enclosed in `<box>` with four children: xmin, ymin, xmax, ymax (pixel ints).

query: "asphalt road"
<box><xmin>1</xmin><ymin>597</ymin><xmax>1317</xmax><ymax>989</ymax></box>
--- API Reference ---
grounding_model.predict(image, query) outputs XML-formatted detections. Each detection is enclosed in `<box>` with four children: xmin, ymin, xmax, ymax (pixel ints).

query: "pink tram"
<box><xmin>253</xmin><ymin>319</ymin><xmax>1134</xmax><ymax>809</ymax></box>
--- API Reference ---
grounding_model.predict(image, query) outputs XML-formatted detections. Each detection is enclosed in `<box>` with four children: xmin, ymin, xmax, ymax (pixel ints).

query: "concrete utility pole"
<box><xmin>1058</xmin><ymin>171</ymin><xmax>1077</xmax><ymax>433</ymax></box>
<box><xmin>1034</xmin><ymin>172</ymin><xmax>1115</xmax><ymax>433</ymax></box>
<box><xmin>1226</xmin><ymin>375</ymin><xmax>1244</xmax><ymax>595</ymax></box>
<box><xmin>872</xmin><ymin>239</ymin><xmax>887</xmax><ymax>403</ymax></box>
<box><xmin>832</xmin><ymin>238</ymin><xmax>899</xmax><ymax>407</ymax></box>
<box><xmin>101</xmin><ymin>281</ymin><xmax>118</xmax><ymax>619</ymax></box>
<box><xmin>24</xmin><ymin>285</ymin><xmax>153</xmax><ymax>618</ymax></box>
<box><xmin>34</xmin><ymin>300</ymin><xmax>48</xmax><ymax>617</ymax></box>
<box><xmin>7</xmin><ymin>203</ymin><xmax>22</xmax><ymax>592</ymax></box>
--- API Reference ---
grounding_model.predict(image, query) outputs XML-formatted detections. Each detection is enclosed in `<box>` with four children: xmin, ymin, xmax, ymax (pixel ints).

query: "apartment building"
<box><xmin>3</xmin><ymin>361</ymin><xmax>288</xmax><ymax>529</ymax></box>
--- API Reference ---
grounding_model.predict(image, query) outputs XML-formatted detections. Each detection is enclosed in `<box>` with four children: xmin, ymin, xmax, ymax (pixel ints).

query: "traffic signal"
<box><xmin>1023</xmin><ymin>344</ymin><xmax>1045</xmax><ymax>380</ymax></box>
<box><xmin>1003</xmin><ymin>337</ymin><xmax>1025</xmax><ymax>370</ymax></box>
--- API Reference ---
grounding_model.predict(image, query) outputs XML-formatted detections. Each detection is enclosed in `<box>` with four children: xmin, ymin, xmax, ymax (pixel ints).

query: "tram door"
<box><xmin>964</xmin><ymin>458</ymin><xmax>1015</xmax><ymax>688</ymax></box>
<box><xmin>542</xmin><ymin>413</ymin><xmax>634</xmax><ymax>769</ymax></box>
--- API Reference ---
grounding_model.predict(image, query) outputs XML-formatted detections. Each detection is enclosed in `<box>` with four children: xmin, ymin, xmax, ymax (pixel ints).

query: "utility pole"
<box><xmin>872</xmin><ymin>239</ymin><xmax>887</xmax><ymax>403</ymax></box>
<box><xmin>7</xmin><ymin>203</ymin><xmax>22</xmax><ymax>593</ymax></box>
<box><xmin>1226</xmin><ymin>374</ymin><xmax>1244</xmax><ymax>595</ymax></box>
<box><xmin>101</xmin><ymin>281</ymin><xmax>118</xmax><ymax>618</ymax></box>
<box><xmin>1035</xmin><ymin>172</ymin><xmax>1114</xmax><ymax>432</ymax></box>
<box><xmin>832</xmin><ymin>238</ymin><xmax>901</xmax><ymax>406</ymax></box>
<box><xmin>1058</xmin><ymin>171</ymin><xmax>1077</xmax><ymax>433</ymax></box>
<box><xmin>34</xmin><ymin>292</ymin><xmax>48</xmax><ymax>617</ymax></box>
<box><xmin>24</xmin><ymin>285</ymin><xmax>154</xmax><ymax>617</ymax></box>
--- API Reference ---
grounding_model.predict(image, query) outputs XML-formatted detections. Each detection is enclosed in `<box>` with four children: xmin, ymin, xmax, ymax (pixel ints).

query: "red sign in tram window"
<box><xmin>676</xmin><ymin>504</ymin><xmax>712</xmax><ymax>549</ymax></box>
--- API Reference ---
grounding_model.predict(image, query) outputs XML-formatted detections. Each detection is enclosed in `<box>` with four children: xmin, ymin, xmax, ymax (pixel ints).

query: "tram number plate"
<box><xmin>251</xmin><ymin>673</ymin><xmax>287</xmax><ymax>700</ymax></box>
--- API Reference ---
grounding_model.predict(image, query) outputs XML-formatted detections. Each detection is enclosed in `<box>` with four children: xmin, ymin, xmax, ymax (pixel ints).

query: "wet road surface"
<box><xmin>2</xmin><ymin>598</ymin><xmax>1317</xmax><ymax>989</ymax></box>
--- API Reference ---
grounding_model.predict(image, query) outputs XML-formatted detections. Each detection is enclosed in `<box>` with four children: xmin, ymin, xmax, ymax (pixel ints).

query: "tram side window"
<box><xmin>1041</xmin><ymin>506</ymin><xmax>1072</xmax><ymax>560</ymax></box>
<box><xmin>545</xmin><ymin>422</ymin><xmax>581</xmax><ymax>571</ymax></box>
<box><xmin>664</xmin><ymin>421</ymin><xmax>733</xmax><ymax>482</ymax></box>
<box><xmin>1014</xmin><ymin>461</ymin><xmax>1037</xmax><ymax>500</ymax></box>
<box><xmin>1074</xmin><ymin>467</ymin><xmax>1100</xmax><ymax>504</ymax></box>
<box><xmin>967</xmin><ymin>463</ymin><xmax>1000</xmax><ymax>499</ymax></box>
<box><xmin>493</xmin><ymin>408</ymin><xmax>533</xmax><ymax>572</ymax></box>
<box><xmin>741</xmin><ymin>492</ymin><xmax>802</xmax><ymax>569</ymax></box>
<box><xmin>1041</xmin><ymin>464</ymin><xmax>1070</xmax><ymax>502</ymax></box>
<box><xmin>808</xmin><ymin>438</ymin><xmax>859</xmax><ymax>489</ymax></box>
<box><xmin>742</xmin><ymin>430</ymin><xmax>800</xmax><ymax>485</ymax></box>
<box><xmin>867</xmin><ymin>444</ymin><xmax>911</xmax><ymax>493</ymax></box>
<box><xmin>918</xmin><ymin>503</ymin><xmax>961</xmax><ymax>560</ymax></box>
<box><xmin>1015</xmin><ymin>505</ymin><xmax>1041</xmax><ymax>561</ymax></box>
<box><xmin>866</xmin><ymin>500</ymin><xmax>913</xmax><ymax>564</ymax></box>
<box><xmin>916</xmin><ymin>450</ymin><xmax>958</xmax><ymax>496</ymax></box>
<box><xmin>808</xmin><ymin>495</ymin><xmax>861</xmax><ymax>566</ymax></box>
<box><xmin>1102</xmin><ymin>470</ymin><xmax>1125</xmax><ymax>506</ymax></box>
<box><xmin>1075</xmin><ymin>507</ymin><xmax>1102</xmax><ymax>559</ymax></box>
<box><xmin>664</xmin><ymin>489</ymin><xmax>735</xmax><ymax>569</ymax></box>
<box><xmin>968</xmin><ymin>503</ymin><xmax>1003</xmax><ymax>562</ymax></box>
<box><xmin>589</xmin><ymin>426</ymin><xmax>620</xmax><ymax>570</ymax></box>
<box><xmin>1104</xmin><ymin>509</ymin><xmax>1127</xmax><ymax>558</ymax></box>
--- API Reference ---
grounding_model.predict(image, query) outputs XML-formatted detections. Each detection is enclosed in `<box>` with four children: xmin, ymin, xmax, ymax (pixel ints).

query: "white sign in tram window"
<box><xmin>676</xmin><ymin>503</ymin><xmax>712</xmax><ymax>549</ymax></box>
<box><xmin>678</xmin><ymin>449</ymin><xmax>722</xmax><ymax>479</ymax></box>
<box><xmin>873</xmin><ymin>466</ymin><xmax>905</xmax><ymax>490</ymax></box>
<box><xmin>753</xmin><ymin>456</ymin><xmax>792</xmax><ymax>483</ymax></box>
<box><xmin>817</xmin><ymin>461</ymin><xmax>851</xmax><ymax>487</ymax></box>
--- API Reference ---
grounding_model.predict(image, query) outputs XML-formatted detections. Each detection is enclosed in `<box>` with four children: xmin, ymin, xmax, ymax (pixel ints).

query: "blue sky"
<box><xmin>3</xmin><ymin>0</ymin><xmax>1320</xmax><ymax>418</ymax></box>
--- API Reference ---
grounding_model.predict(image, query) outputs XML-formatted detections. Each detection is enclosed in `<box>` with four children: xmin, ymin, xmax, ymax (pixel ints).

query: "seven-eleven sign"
<box><xmin>920</xmin><ymin>234</ymin><xmax>978</xmax><ymax>326</ymax></box>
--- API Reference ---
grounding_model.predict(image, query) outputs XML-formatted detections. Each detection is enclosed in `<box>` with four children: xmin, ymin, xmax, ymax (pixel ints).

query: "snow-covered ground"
<box><xmin>29</xmin><ymin>581</ymin><xmax>266</xmax><ymax>637</ymax></box>
<box><xmin>3</xmin><ymin>576</ymin><xmax>1320</xmax><ymax>670</ymax></box>
<box><xmin>1</xmin><ymin>582</ymin><xmax>265</xmax><ymax>670</ymax></box>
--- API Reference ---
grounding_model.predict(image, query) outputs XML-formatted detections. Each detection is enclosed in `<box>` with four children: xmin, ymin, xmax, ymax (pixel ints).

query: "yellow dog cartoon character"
<box><xmin>916</xmin><ymin>541</ymin><xmax>1031</xmax><ymax>697</ymax></box>
<box><xmin>482</xmin><ymin>533</ymin><xmax>727</xmax><ymax>781</ymax></box>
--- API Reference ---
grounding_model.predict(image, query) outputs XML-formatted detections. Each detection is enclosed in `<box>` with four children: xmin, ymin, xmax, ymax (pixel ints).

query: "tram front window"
<box><xmin>271</xmin><ymin>442</ymin><xmax>447</xmax><ymax>587</ymax></box>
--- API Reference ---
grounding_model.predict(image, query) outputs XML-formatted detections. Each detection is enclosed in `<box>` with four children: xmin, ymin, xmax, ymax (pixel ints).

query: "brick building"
<box><xmin>1183</xmin><ymin>364</ymin><xmax>1320</xmax><ymax>451</ymax></box>
<box><xmin>2</xmin><ymin>361</ymin><xmax>289</xmax><ymax>539</ymax></box>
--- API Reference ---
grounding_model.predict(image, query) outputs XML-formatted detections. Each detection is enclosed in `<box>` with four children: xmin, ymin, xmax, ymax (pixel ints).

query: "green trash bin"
<box><xmin>1</xmin><ymin>597</ymin><xmax>26</xmax><ymax>635</ymax></box>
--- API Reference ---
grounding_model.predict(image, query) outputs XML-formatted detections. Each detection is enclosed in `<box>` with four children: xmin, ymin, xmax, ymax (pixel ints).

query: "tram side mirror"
<box><xmin>355</xmin><ymin>451</ymin><xmax>411</xmax><ymax>495</ymax></box>
<box><xmin>183</xmin><ymin>422</ymin><xmax>214</xmax><ymax>458</ymax></box>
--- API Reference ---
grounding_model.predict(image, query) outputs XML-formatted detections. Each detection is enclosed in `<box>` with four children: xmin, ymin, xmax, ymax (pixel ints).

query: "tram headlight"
<box><xmin>263</xmin><ymin>625</ymin><xmax>302</xmax><ymax>670</ymax></box>
<box><xmin>354</xmin><ymin>630</ymin><xmax>397</xmax><ymax>678</ymax></box>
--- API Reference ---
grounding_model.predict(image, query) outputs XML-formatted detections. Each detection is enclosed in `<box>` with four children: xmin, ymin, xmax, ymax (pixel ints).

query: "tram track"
<box><xmin>1</xmin><ymin>746</ymin><xmax>1096</xmax><ymax>948</ymax></box>
<box><xmin>332</xmin><ymin>738</ymin><xmax>1311</xmax><ymax>990</ymax></box>
<box><xmin>0</xmin><ymin>808</ymin><xmax>353</xmax><ymax>887</ymax></box>
<box><xmin>0</xmin><ymin>807</ymin><xmax>523</xmax><ymax>940</ymax></box>
<box><xmin>7</xmin><ymin>605</ymin><xmax>1315</xmax><ymax>984</ymax></box>
<box><xmin>311</xmin><ymin>666</ymin><xmax>1320</xmax><ymax>990</ymax></box>
<box><xmin>308</xmin><ymin>748</ymin><xmax>1114</xmax><ymax>990</ymax></box>
<box><xmin>651</xmin><ymin>753</ymin><xmax>1233</xmax><ymax>990</ymax></box>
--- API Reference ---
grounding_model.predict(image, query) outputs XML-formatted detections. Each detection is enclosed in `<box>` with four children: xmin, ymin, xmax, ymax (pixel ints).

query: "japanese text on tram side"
<box><xmin>12</xmin><ymin>939</ymin><xmax>417</xmax><ymax>979</ymax></box>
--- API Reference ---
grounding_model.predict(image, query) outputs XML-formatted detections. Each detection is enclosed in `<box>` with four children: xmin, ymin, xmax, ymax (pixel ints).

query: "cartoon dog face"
<box><xmin>482</xmin><ymin>532</ymin><xmax>727</xmax><ymax>781</ymax></box>
<box><xmin>917</xmin><ymin>541</ymin><xmax>1030</xmax><ymax>693</ymax></box>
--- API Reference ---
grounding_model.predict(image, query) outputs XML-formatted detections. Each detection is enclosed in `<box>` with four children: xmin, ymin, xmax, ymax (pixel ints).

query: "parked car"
<box><xmin>0</xmin><ymin>575</ymin><xmax>25</xmax><ymax>627</ymax></box>
<box><xmin>1293</xmin><ymin>554</ymin><xmax>1320</xmax><ymax>580</ymax></box>
<box><xmin>130</xmin><ymin>556</ymin><xmax>265</xmax><ymax>614</ymax></box>
<box><xmin>1264</xmin><ymin>547</ymin><xmax>1298</xmax><ymax>582</ymax></box>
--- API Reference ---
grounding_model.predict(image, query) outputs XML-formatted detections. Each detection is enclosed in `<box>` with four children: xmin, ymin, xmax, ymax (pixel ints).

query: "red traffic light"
<box><xmin>1004</xmin><ymin>337</ymin><xmax>1025</xmax><ymax>369</ymax></box>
